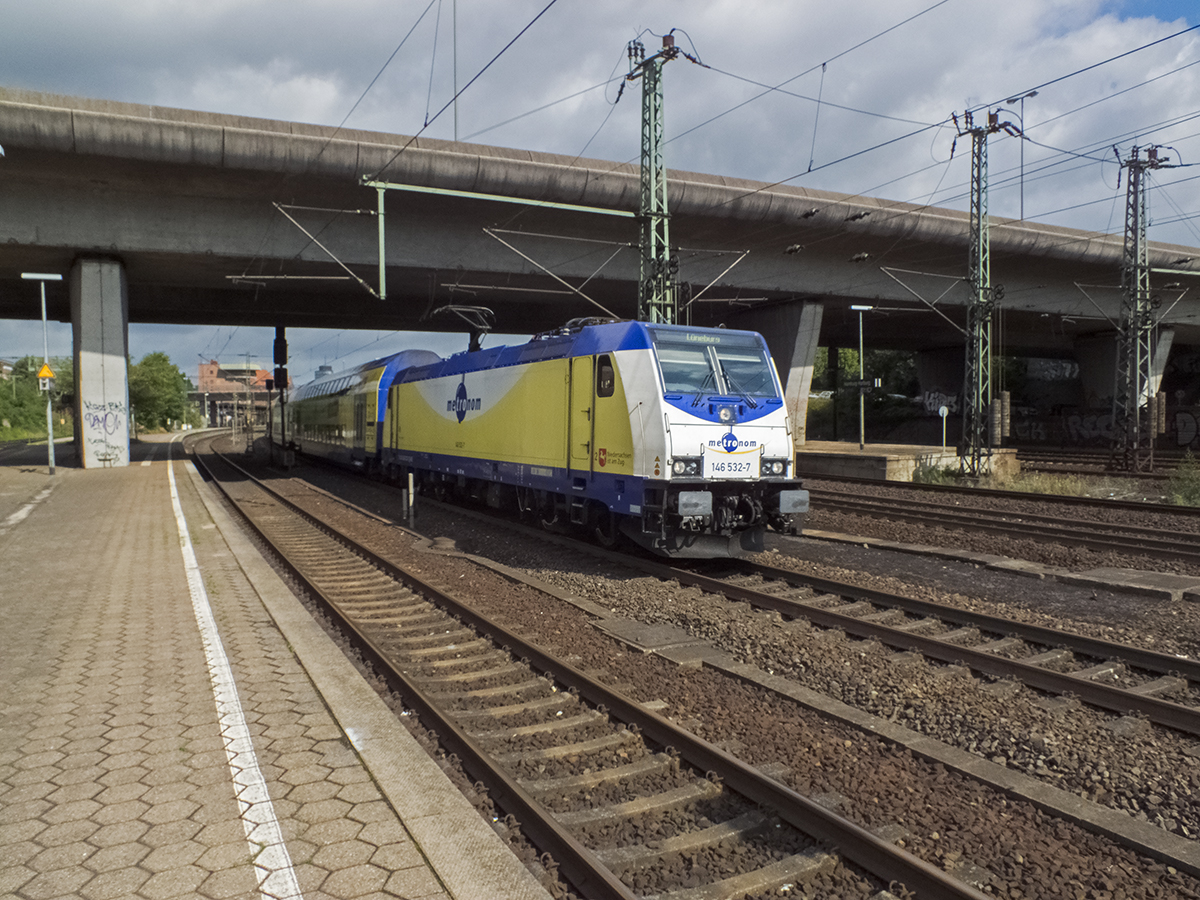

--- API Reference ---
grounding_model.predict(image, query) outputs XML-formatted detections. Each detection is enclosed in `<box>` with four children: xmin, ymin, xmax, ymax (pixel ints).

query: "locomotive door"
<box><xmin>568</xmin><ymin>355</ymin><xmax>594</xmax><ymax>477</ymax></box>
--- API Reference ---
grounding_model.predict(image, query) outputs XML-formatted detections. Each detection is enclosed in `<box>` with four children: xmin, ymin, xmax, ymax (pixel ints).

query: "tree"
<box><xmin>0</xmin><ymin>355</ymin><xmax>73</xmax><ymax>438</ymax></box>
<box><xmin>128</xmin><ymin>352</ymin><xmax>197</xmax><ymax>432</ymax></box>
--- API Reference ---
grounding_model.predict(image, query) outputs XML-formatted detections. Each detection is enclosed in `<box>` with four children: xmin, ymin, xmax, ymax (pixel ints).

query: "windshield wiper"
<box><xmin>690</xmin><ymin>369</ymin><xmax>718</xmax><ymax>406</ymax></box>
<box><xmin>720</xmin><ymin>365</ymin><xmax>759</xmax><ymax>408</ymax></box>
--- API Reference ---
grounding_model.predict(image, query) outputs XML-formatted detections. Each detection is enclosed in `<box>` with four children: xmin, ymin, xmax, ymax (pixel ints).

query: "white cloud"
<box><xmin>3</xmin><ymin>0</ymin><xmax>1200</xmax><ymax>366</ymax></box>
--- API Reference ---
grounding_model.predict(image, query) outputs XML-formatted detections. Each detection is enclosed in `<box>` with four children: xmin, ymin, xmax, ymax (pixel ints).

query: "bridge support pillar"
<box><xmin>1074</xmin><ymin>329</ymin><xmax>1174</xmax><ymax>410</ymax></box>
<box><xmin>916</xmin><ymin>348</ymin><xmax>965</xmax><ymax>417</ymax></box>
<box><xmin>729</xmin><ymin>300</ymin><xmax>823</xmax><ymax>445</ymax></box>
<box><xmin>71</xmin><ymin>258</ymin><xmax>131</xmax><ymax>467</ymax></box>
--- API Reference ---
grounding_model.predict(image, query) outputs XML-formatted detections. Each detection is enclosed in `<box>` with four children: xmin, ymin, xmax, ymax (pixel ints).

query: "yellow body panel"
<box><xmin>392</xmin><ymin>359</ymin><xmax>570</xmax><ymax>466</ymax></box>
<box><xmin>386</xmin><ymin>353</ymin><xmax>636</xmax><ymax>476</ymax></box>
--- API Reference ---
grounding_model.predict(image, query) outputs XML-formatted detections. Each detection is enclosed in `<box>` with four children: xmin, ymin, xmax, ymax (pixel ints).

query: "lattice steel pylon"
<box><xmin>628</xmin><ymin>35</ymin><xmax>680</xmax><ymax>324</ymax></box>
<box><xmin>1111</xmin><ymin>145</ymin><xmax>1173</xmax><ymax>472</ymax></box>
<box><xmin>955</xmin><ymin>110</ymin><xmax>1016</xmax><ymax>476</ymax></box>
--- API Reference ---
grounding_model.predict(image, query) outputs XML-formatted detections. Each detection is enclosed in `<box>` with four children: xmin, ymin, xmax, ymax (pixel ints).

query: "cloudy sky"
<box><xmin>3</xmin><ymin>0</ymin><xmax>1199</xmax><ymax>382</ymax></box>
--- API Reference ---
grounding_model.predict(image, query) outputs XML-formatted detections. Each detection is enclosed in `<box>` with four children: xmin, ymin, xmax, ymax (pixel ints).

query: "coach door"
<box><xmin>353</xmin><ymin>393</ymin><xmax>366</xmax><ymax>457</ymax></box>
<box><xmin>568</xmin><ymin>355</ymin><xmax>594</xmax><ymax>478</ymax></box>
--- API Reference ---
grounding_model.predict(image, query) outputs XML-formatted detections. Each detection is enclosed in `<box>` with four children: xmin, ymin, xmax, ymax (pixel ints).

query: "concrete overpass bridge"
<box><xmin>3</xmin><ymin>86</ymin><xmax>1199</xmax><ymax>465</ymax></box>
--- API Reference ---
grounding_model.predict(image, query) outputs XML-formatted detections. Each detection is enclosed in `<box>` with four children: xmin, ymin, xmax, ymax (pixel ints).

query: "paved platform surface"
<box><xmin>0</xmin><ymin>436</ymin><xmax>549</xmax><ymax>900</ymax></box>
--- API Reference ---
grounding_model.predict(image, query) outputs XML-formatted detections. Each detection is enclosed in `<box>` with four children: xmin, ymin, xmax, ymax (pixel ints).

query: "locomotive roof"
<box><xmin>289</xmin><ymin>320</ymin><xmax>769</xmax><ymax>397</ymax></box>
<box><xmin>394</xmin><ymin>320</ymin><xmax>767</xmax><ymax>384</ymax></box>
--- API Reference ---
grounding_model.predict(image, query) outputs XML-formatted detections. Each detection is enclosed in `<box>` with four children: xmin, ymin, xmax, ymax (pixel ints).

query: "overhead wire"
<box><xmin>237</xmin><ymin>0</ymin><xmax>439</xmax><ymax>282</ymax></box>
<box><xmin>691</xmin><ymin>18</ymin><xmax>1200</xmax><ymax>225</ymax></box>
<box><xmin>369</xmin><ymin>0</ymin><xmax>562</xmax><ymax>180</ymax></box>
<box><xmin>970</xmin><ymin>22</ymin><xmax>1200</xmax><ymax>115</ymax></box>
<box><xmin>287</xmin><ymin>0</ymin><xmax>563</xmax><ymax>365</ymax></box>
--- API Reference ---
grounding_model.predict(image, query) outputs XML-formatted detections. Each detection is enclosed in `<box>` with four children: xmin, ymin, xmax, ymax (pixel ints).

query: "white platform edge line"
<box><xmin>166</xmin><ymin>438</ymin><xmax>303</xmax><ymax>900</ymax></box>
<box><xmin>0</xmin><ymin>483</ymin><xmax>55</xmax><ymax>535</ymax></box>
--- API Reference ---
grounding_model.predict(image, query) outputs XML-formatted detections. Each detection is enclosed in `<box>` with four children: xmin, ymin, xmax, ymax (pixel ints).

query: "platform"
<box><xmin>796</xmin><ymin>440</ymin><xmax>1019</xmax><ymax>481</ymax></box>
<box><xmin>0</xmin><ymin>435</ymin><xmax>550</xmax><ymax>900</ymax></box>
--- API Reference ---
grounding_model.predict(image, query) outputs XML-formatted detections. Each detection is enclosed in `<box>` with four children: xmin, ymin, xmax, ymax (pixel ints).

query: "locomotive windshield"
<box><xmin>650</xmin><ymin>329</ymin><xmax>779</xmax><ymax>399</ymax></box>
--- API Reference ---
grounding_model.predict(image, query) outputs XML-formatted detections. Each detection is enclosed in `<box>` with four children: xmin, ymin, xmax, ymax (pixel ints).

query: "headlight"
<box><xmin>762</xmin><ymin>459</ymin><xmax>787</xmax><ymax>476</ymax></box>
<box><xmin>718</xmin><ymin>406</ymin><xmax>736</xmax><ymax>424</ymax></box>
<box><xmin>671</xmin><ymin>457</ymin><xmax>701</xmax><ymax>476</ymax></box>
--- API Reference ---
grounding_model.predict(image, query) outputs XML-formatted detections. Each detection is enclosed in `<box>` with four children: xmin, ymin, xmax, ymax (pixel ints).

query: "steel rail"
<box><xmin>809</xmin><ymin>490</ymin><xmax>1200</xmax><ymax>563</ymax></box>
<box><xmin>807</xmin><ymin>473</ymin><xmax>1200</xmax><ymax>516</ymax></box>
<box><xmin>192</xmin><ymin>447</ymin><xmax>638</xmax><ymax>900</ymax></box>
<box><xmin>196</xmin><ymin>445</ymin><xmax>991</xmax><ymax>900</ymax></box>
<box><xmin>740</xmin><ymin>559</ymin><xmax>1200</xmax><ymax>684</ymax></box>
<box><xmin>811</xmin><ymin>487</ymin><xmax>1200</xmax><ymax>540</ymax></box>
<box><xmin>630</xmin><ymin>559</ymin><xmax>1200</xmax><ymax>737</ymax></box>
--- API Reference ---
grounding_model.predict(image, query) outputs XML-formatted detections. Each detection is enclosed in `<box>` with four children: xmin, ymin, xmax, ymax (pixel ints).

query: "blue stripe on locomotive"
<box><xmin>387</xmin><ymin>446</ymin><xmax>647</xmax><ymax>515</ymax></box>
<box><xmin>375</xmin><ymin>320</ymin><xmax>782</xmax><ymax>430</ymax></box>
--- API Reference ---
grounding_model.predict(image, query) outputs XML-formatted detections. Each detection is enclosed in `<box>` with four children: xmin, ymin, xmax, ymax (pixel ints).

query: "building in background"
<box><xmin>192</xmin><ymin>359</ymin><xmax>291</xmax><ymax>430</ymax></box>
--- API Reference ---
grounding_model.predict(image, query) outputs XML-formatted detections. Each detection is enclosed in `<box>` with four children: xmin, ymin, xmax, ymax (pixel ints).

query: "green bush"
<box><xmin>1167</xmin><ymin>450</ymin><xmax>1200</xmax><ymax>507</ymax></box>
<box><xmin>912</xmin><ymin>462</ymin><xmax>960</xmax><ymax>484</ymax></box>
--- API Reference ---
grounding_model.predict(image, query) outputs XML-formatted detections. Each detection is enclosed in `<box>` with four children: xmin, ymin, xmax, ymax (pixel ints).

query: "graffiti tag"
<box><xmin>922</xmin><ymin>391</ymin><xmax>959</xmax><ymax>415</ymax></box>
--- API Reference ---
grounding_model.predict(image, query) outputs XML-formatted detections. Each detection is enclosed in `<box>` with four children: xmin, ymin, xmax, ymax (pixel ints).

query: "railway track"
<box><xmin>807</xmin><ymin>485</ymin><xmax>1200</xmax><ymax>565</ymax></box>
<box><xmin>678</xmin><ymin>557</ymin><xmax>1200</xmax><ymax>739</ymax></box>
<box><xmin>1017</xmin><ymin>449</ymin><xmax>1186</xmax><ymax>480</ymax></box>
<box><xmin>805</xmin><ymin>472</ymin><xmax>1200</xmax><ymax>513</ymax></box>
<box><xmin>191</xmin><ymin>438</ymin><xmax>987</xmax><ymax>900</ymax></box>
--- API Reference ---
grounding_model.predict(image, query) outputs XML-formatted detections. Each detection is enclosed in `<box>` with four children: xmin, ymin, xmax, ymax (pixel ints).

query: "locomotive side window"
<box><xmin>596</xmin><ymin>355</ymin><xmax>615</xmax><ymax>397</ymax></box>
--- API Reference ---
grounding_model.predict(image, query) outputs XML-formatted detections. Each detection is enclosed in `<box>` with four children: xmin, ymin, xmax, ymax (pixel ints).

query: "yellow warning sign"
<box><xmin>37</xmin><ymin>363</ymin><xmax>55</xmax><ymax>379</ymax></box>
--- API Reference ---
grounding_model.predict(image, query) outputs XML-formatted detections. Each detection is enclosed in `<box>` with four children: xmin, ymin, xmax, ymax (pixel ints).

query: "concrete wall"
<box><xmin>71</xmin><ymin>259</ymin><xmax>130</xmax><ymax>467</ymax></box>
<box><xmin>1074</xmin><ymin>329</ymin><xmax>1175</xmax><ymax>409</ymax></box>
<box><xmin>916</xmin><ymin>348</ymin><xmax>965</xmax><ymax>416</ymax></box>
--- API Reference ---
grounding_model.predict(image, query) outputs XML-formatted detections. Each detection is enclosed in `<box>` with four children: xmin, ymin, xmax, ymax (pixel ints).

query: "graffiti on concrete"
<box><xmin>1027</xmin><ymin>359</ymin><xmax>1080</xmax><ymax>381</ymax></box>
<box><xmin>1064</xmin><ymin>412</ymin><xmax>1114</xmax><ymax>443</ymax></box>
<box><xmin>83</xmin><ymin>399</ymin><xmax>127</xmax><ymax>462</ymax></box>
<box><xmin>922</xmin><ymin>391</ymin><xmax>959</xmax><ymax>414</ymax></box>
<box><xmin>1176</xmin><ymin>411</ymin><xmax>1200</xmax><ymax>448</ymax></box>
<box><xmin>1011</xmin><ymin>418</ymin><xmax>1048</xmax><ymax>442</ymax></box>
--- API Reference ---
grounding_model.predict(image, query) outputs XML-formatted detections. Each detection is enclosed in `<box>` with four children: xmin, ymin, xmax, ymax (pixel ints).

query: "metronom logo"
<box><xmin>448</xmin><ymin>382</ymin><xmax>482</xmax><ymax>423</ymax></box>
<box><xmin>709</xmin><ymin>432</ymin><xmax>757</xmax><ymax>452</ymax></box>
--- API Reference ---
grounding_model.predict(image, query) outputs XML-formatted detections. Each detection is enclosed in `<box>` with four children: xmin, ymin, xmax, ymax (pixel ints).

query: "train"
<box><xmin>272</xmin><ymin>317</ymin><xmax>808</xmax><ymax>557</ymax></box>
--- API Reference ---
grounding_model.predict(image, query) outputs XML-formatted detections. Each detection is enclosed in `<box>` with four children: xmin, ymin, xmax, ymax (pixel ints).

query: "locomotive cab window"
<box><xmin>649</xmin><ymin>328</ymin><xmax>779</xmax><ymax>399</ymax></box>
<box><xmin>596</xmin><ymin>355</ymin><xmax>615</xmax><ymax>398</ymax></box>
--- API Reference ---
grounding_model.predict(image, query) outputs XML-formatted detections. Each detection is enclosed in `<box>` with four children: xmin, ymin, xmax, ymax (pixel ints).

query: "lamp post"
<box><xmin>851</xmin><ymin>305</ymin><xmax>874</xmax><ymax>450</ymax></box>
<box><xmin>1005</xmin><ymin>91</ymin><xmax>1037</xmax><ymax>220</ymax></box>
<box><xmin>22</xmin><ymin>272</ymin><xmax>63</xmax><ymax>476</ymax></box>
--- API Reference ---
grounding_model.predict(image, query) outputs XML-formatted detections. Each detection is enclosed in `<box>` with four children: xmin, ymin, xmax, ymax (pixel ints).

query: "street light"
<box><xmin>1005</xmin><ymin>91</ymin><xmax>1037</xmax><ymax>220</ymax></box>
<box><xmin>21</xmin><ymin>272</ymin><xmax>63</xmax><ymax>476</ymax></box>
<box><xmin>850</xmin><ymin>305</ymin><xmax>874</xmax><ymax>450</ymax></box>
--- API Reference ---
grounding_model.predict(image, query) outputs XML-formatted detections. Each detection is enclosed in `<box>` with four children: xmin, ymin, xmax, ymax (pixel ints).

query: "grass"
<box><xmin>912</xmin><ymin>462</ymin><xmax>960</xmax><ymax>485</ymax></box>
<box><xmin>1167</xmin><ymin>450</ymin><xmax>1200</xmax><ymax>507</ymax></box>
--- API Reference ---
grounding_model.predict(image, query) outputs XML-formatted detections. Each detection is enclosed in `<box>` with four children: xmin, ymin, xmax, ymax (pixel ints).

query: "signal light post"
<box><xmin>22</xmin><ymin>272</ymin><xmax>63</xmax><ymax>476</ymax></box>
<box><xmin>851</xmin><ymin>305</ymin><xmax>875</xmax><ymax>450</ymax></box>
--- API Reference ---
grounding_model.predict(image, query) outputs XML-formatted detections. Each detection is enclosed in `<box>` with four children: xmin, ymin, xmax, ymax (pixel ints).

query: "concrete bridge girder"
<box><xmin>4</xmin><ymin>87</ymin><xmax>1200</xmax><ymax>469</ymax></box>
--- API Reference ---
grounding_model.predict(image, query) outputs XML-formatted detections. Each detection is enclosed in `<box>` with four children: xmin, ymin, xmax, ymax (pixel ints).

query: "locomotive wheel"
<box><xmin>591</xmin><ymin>507</ymin><xmax>620</xmax><ymax>548</ymax></box>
